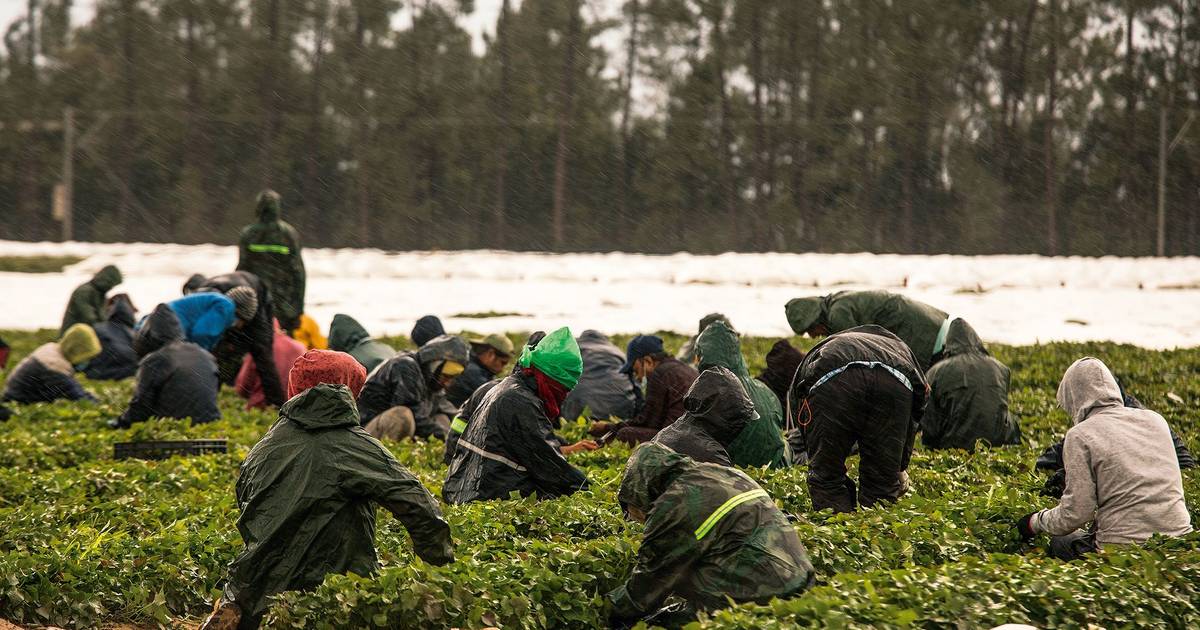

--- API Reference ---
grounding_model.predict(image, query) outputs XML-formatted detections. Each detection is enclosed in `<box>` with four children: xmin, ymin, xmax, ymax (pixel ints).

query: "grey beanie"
<box><xmin>227</xmin><ymin>286</ymin><xmax>259</xmax><ymax>321</ymax></box>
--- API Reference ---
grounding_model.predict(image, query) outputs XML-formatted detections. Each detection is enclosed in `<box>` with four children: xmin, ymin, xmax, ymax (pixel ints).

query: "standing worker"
<box><xmin>785</xmin><ymin>290</ymin><xmax>949</xmax><ymax>370</ymax></box>
<box><xmin>60</xmin><ymin>265</ymin><xmax>123</xmax><ymax>335</ymax></box>
<box><xmin>237</xmin><ymin>190</ymin><xmax>306</xmax><ymax>333</ymax></box>
<box><xmin>790</xmin><ymin>325</ymin><xmax>928</xmax><ymax>513</ymax></box>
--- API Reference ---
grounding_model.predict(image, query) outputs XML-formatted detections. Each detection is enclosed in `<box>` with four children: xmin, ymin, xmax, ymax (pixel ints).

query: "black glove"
<box><xmin>1016</xmin><ymin>512</ymin><xmax>1038</xmax><ymax>540</ymax></box>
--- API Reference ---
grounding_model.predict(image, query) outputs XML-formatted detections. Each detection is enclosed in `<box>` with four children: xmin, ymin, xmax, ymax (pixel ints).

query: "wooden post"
<box><xmin>61</xmin><ymin>106</ymin><xmax>75</xmax><ymax>242</ymax></box>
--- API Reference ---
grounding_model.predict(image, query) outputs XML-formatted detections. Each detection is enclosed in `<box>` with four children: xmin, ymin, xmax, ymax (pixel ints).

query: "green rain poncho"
<box><xmin>922</xmin><ymin>319</ymin><xmax>1021</xmax><ymax>450</ymax></box>
<box><xmin>60</xmin><ymin>265</ymin><xmax>122</xmax><ymax>335</ymax></box>
<box><xmin>695</xmin><ymin>322</ymin><xmax>790</xmax><ymax>468</ymax></box>
<box><xmin>237</xmin><ymin>190</ymin><xmax>306</xmax><ymax>331</ymax></box>
<box><xmin>608</xmin><ymin>443</ymin><xmax>814</xmax><ymax>624</ymax></box>
<box><xmin>785</xmin><ymin>290</ymin><xmax>948</xmax><ymax>371</ymax></box>
<box><xmin>223</xmin><ymin>384</ymin><xmax>453</xmax><ymax>617</ymax></box>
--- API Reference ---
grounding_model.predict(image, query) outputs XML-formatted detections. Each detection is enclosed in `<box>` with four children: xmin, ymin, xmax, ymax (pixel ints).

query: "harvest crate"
<box><xmin>113</xmin><ymin>439</ymin><xmax>227</xmax><ymax>461</ymax></box>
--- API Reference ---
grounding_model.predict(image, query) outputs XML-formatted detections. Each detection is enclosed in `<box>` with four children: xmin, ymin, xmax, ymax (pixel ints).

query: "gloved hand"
<box><xmin>1016</xmin><ymin>512</ymin><xmax>1038</xmax><ymax>540</ymax></box>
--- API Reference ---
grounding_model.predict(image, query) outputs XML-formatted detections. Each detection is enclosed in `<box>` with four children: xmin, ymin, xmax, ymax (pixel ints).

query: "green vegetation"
<box><xmin>1</xmin><ymin>329</ymin><xmax>1198</xmax><ymax>628</ymax></box>
<box><xmin>449</xmin><ymin>312</ymin><xmax>532</xmax><ymax>319</ymax></box>
<box><xmin>0</xmin><ymin>256</ymin><xmax>85</xmax><ymax>274</ymax></box>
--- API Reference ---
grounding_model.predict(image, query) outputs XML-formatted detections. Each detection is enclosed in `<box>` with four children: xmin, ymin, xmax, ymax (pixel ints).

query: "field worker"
<box><xmin>443</xmin><ymin>327</ymin><xmax>595</xmax><ymax>504</ymax></box>
<box><xmin>445</xmin><ymin>333</ymin><xmax>515</xmax><ymax>408</ymax></box>
<box><xmin>921</xmin><ymin>319</ymin><xmax>1021</xmax><ymax>451</ymax></box>
<box><xmin>676</xmin><ymin>313</ymin><xmax>734</xmax><ymax>365</ymax></box>
<box><xmin>198</xmin><ymin>272</ymin><xmax>286</xmax><ymax>407</ymax></box>
<box><xmin>200</xmin><ymin>350</ymin><xmax>453</xmax><ymax>630</ymax></box>
<box><xmin>235</xmin><ymin>319</ymin><xmax>306</xmax><ymax>410</ymax></box>
<box><xmin>607</xmin><ymin>443</ymin><xmax>815</xmax><ymax>628</ymax></box>
<box><xmin>561</xmin><ymin>330</ymin><xmax>640</xmax><ymax>422</ymax></box>
<box><xmin>786</xmin><ymin>290</ymin><xmax>950</xmax><ymax>371</ymax></box>
<box><xmin>357</xmin><ymin>334</ymin><xmax>471</xmax><ymax>441</ymax></box>
<box><xmin>1017</xmin><ymin>358</ymin><xmax>1192</xmax><ymax>561</ymax></box>
<box><xmin>236</xmin><ymin>190</ymin><xmax>306</xmax><ymax>333</ymax></box>
<box><xmin>694</xmin><ymin>322</ymin><xmax>790</xmax><ymax>468</ymax></box>
<box><xmin>411</xmin><ymin>315</ymin><xmax>445</xmax><ymax>347</ymax></box>
<box><xmin>60</xmin><ymin>264</ymin><xmax>123</xmax><ymax>335</ymax></box>
<box><xmin>588</xmin><ymin>335</ymin><xmax>697</xmax><ymax>445</ymax></box>
<box><xmin>327</xmin><ymin>314</ymin><xmax>395</xmax><ymax>373</ymax></box>
<box><xmin>290</xmin><ymin>313</ymin><xmax>328</xmax><ymax>350</ymax></box>
<box><xmin>182</xmin><ymin>273</ymin><xmax>208</xmax><ymax>294</ymax></box>
<box><xmin>167</xmin><ymin>291</ymin><xmax>244</xmax><ymax>352</ymax></box>
<box><xmin>653</xmin><ymin>367</ymin><xmax>759</xmax><ymax>466</ymax></box>
<box><xmin>791</xmin><ymin>325</ymin><xmax>927</xmax><ymax>513</ymax></box>
<box><xmin>2</xmin><ymin>323</ymin><xmax>101</xmax><ymax>404</ymax></box>
<box><xmin>0</xmin><ymin>334</ymin><xmax>9</xmax><ymax>369</ymax></box>
<box><xmin>110</xmin><ymin>304</ymin><xmax>220</xmax><ymax>428</ymax></box>
<box><xmin>83</xmin><ymin>294</ymin><xmax>139</xmax><ymax>381</ymax></box>
<box><xmin>756</xmin><ymin>339</ymin><xmax>805</xmax><ymax>410</ymax></box>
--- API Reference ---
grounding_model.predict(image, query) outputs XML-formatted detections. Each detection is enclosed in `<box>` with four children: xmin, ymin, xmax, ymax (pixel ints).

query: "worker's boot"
<box><xmin>199</xmin><ymin>598</ymin><xmax>242</xmax><ymax>630</ymax></box>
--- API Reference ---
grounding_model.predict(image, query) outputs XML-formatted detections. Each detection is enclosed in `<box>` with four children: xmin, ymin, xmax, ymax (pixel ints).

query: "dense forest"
<box><xmin>1</xmin><ymin>0</ymin><xmax>1198</xmax><ymax>255</ymax></box>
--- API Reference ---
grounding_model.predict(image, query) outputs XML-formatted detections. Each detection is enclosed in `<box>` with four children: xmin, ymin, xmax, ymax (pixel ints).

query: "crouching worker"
<box><xmin>443</xmin><ymin>327</ymin><xmax>593</xmax><ymax>504</ymax></box>
<box><xmin>1016</xmin><ymin>358</ymin><xmax>1192</xmax><ymax>561</ymax></box>
<box><xmin>357</xmin><ymin>334</ymin><xmax>471</xmax><ymax>441</ymax></box>
<box><xmin>201</xmin><ymin>350</ymin><xmax>454</xmax><ymax>630</ymax></box>
<box><xmin>654</xmin><ymin>366</ymin><xmax>758</xmax><ymax>467</ymax></box>
<box><xmin>921</xmin><ymin>319</ymin><xmax>1021</xmax><ymax>451</ymax></box>
<box><xmin>608</xmin><ymin>443</ymin><xmax>815</xmax><ymax>628</ymax></box>
<box><xmin>110</xmin><ymin>305</ymin><xmax>220</xmax><ymax>428</ymax></box>
<box><xmin>2</xmin><ymin>324</ymin><xmax>101</xmax><ymax>404</ymax></box>
<box><xmin>328</xmin><ymin>314</ymin><xmax>395</xmax><ymax>373</ymax></box>
<box><xmin>791</xmin><ymin>325</ymin><xmax>927</xmax><ymax>513</ymax></box>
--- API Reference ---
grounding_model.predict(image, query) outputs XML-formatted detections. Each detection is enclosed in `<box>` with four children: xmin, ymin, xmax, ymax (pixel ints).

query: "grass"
<box><xmin>0</xmin><ymin>255</ymin><xmax>85</xmax><ymax>274</ymax></box>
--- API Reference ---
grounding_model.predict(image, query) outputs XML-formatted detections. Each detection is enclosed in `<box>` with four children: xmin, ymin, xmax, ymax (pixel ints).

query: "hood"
<box><xmin>256</xmin><ymin>189</ymin><xmax>281</xmax><ymax>222</ymax></box>
<box><xmin>106</xmin><ymin>295</ymin><xmax>137</xmax><ymax>328</ymax></box>
<box><xmin>759</xmin><ymin>339</ymin><xmax>805</xmax><ymax>396</ymax></box>
<box><xmin>684</xmin><ymin>366</ymin><xmax>758</xmax><ymax>444</ymax></box>
<box><xmin>328</xmin><ymin>314</ymin><xmax>371</xmax><ymax>351</ymax></box>
<box><xmin>1056</xmin><ymin>357</ymin><xmax>1124</xmax><ymax>425</ymax></box>
<box><xmin>618</xmin><ymin>442</ymin><xmax>696</xmax><ymax>514</ymax></box>
<box><xmin>60</xmin><ymin>323</ymin><xmax>102</xmax><ymax>365</ymax></box>
<box><xmin>411</xmin><ymin>315</ymin><xmax>446</xmax><ymax>347</ymax></box>
<box><xmin>91</xmin><ymin>265</ymin><xmax>123</xmax><ymax>293</ymax></box>
<box><xmin>279</xmin><ymin>383</ymin><xmax>361</xmax><ymax>431</ymax></box>
<box><xmin>695</xmin><ymin>321</ymin><xmax>750</xmax><ymax>378</ymax></box>
<box><xmin>698</xmin><ymin>312</ymin><xmax>733</xmax><ymax>335</ymax></box>
<box><xmin>785</xmin><ymin>296</ymin><xmax>826</xmax><ymax>334</ymax></box>
<box><xmin>577</xmin><ymin>329</ymin><xmax>612</xmax><ymax>347</ymax></box>
<box><xmin>134</xmin><ymin>304</ymin><xmax>184</xmax><ymax>357</ymax></box>
<box><xmin>417</xmin><ymin>334</ymin><xmax>471</xmax><ymax>368</ymax></box>
<box><xmin>941</xmin><ymin>318</ymin><xmax>987</xmax><ymax>358</ymax></box>
<box><xmin>517</xmin><ymin>326</ymin><xmax>583</xmax><ymax>389</ymax></box>
<box><xmin>182</xmin><ymin>273</ymin><xmax>208</xmax><ymax>294</ymax></box>
<box><xmin>577</xmin><ymin>330</ymin><xmax>625</xmax><ymax>366</ymax></box>
<box><xmin>288</xmin><ymin>349</ymin><xmax>368</xmax><ymax>399</ymax></box>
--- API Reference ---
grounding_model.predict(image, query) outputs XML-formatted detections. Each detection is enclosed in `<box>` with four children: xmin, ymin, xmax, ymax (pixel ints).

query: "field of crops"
<box><xmin>2</xmin><ymin>328</ymin><xmax>1199</xmax><ymax>629</ymax></box>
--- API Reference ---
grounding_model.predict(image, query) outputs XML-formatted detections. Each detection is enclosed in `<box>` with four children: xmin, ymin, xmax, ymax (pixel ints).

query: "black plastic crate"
<box><xmin>114</xmin><ymin>439</ymin><xmax>227</xmax><ymax>461</ymax></box>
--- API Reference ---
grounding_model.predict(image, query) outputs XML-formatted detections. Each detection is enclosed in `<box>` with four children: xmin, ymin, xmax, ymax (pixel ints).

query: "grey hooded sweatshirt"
<box><xmin>1031</xmin><ymin>358</ymin><xmax>1191</xmax><ymax>545</ymax></box>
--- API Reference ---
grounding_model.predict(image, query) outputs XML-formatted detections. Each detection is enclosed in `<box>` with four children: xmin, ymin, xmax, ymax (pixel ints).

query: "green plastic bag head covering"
<box><xmin>785</xmin><ymin>297</ymin><xmax>824</xmax><ymax>334</ymax></box>
<box><xmin>60</xmin><ymin>323</ymin><xmax>101</xmax><ymax>365</ymax></box>
<box><xmin>517</xmin><ymin>326</ymin><xmax>583</xmax><ymax>390</ymax></box>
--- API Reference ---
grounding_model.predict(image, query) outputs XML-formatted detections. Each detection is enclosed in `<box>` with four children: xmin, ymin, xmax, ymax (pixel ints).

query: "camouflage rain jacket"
<box><xmin>608</xmin><ymin>443</ymin><xmax>814</xmax><ymax>623</ymax></box>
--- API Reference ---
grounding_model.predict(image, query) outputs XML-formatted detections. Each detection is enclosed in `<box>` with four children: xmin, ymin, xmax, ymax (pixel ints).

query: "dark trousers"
<box><xmin>214</xmin><ymin>308</ymin><xmax>285</xmax><ymax>407</ymax></box>
<box><xmin>804</xmin><ymin>366</ymin><xmax>916</xmax><ymax>513</ymax></box>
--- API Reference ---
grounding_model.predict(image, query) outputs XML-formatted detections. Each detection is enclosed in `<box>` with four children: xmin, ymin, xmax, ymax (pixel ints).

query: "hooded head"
<box><xmin>106</xmin><ymin>294</ymin><xmax>137</xmax><ymax>328</ymax></box>
<box><xmin>759</xmin><ymin>339</ymin><xmax>805</xmax><ymax>403</ymax></box>
<box><xmin>517</xmin><ymin>326</ymin><xmax>583</xmax><ymax>389</ymax></box>
<box><xmin>182</xmin><ymin>273</ymin><xmax>208</xmax><ymax>295</ymax></box>
<box><xmin>417</xmin><ymin>334</ymin><xmax>471</xmax><ymax>384</ymax></box>
<box><xmin>288</xmin><ymin>349</ymin><xmax>368</xmax><ymax>399</ymax></box>
<box><xmin>940</xmin><ymin>318</ymin><xmax>987</xmax><ymax>359</ymax></box>
<box><xmin>618</xmin><ymin>442</ymin><xmax>696</xmax><ymax>517</ymax></box>
<box><xmin>785</xmin><ymin>296</ymin><xmax>826</xmax><ymax>335</ymax></box>
<box><xmin>411</xmin><ymin>315</ymin><xmax>446</xmax><ymax>347</ymax></box>
<box><xmin>133</xmin><ymin>304</ymin><xmax>184</xmax><ymax>357</ymax></box>
<box><xmin>699</xmin><ymin>312</ymin><xmax>733</xmax><ymax>335</ymax></box>
<box><xmin>684</xmin><ymin>366</ymin><xmax>758</xmax><ymax>445</ymax></box>
<box><xmin>328</xmin><ymin>314</ymin><xmax>371</xmax><ymax>351</ymax></box>
<box><xmin>256</xmin><ymin>189</ymin><xmax>281</xmax><ymax>222</ymax></box>
<box><xmin>91</xmin><ymin>265</ymin><xmax>123</xmax><ymax>293</ymax></box>
<box><xmin>695</xmin><ymin>321</ymin><xmax>750</xmax><ymax>378</ymax></box>
<box><xmin>226</xmin><ymin>286</ymin><xmax>259</xmax><ymax>321</ymax></box>
<box><xmin>1057</xmin><ymin>357</ymin><xmax>1124</xmax><ymax>425</ymax></box>
<box><xmin>60</xmin><ymin>323</ymin><xmax>102</xmax><ymax>366</ymax></box>
<box><xmin>279</xmin><ymin>383</ymin><xmax>361</xmax><ymax>431</ymax></box>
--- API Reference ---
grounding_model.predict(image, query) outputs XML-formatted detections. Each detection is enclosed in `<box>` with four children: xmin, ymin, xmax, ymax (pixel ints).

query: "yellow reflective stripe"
<box><xmin>248</xmin><ymin>243</ymin><xmax>291</xmax><ymax>255</ymax></box>
<box><xmin>694</xmin><ymin>489</ymin><xmax>770</xmax><ymax>541</ymax></box>
<box><xmin>450</xmin><ymin>416</ymin><xmax>468</xmax><ymax>434</ymax></box>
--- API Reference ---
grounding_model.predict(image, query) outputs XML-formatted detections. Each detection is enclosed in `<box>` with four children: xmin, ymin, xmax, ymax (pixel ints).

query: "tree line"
<box><xmin>2</xmin><ymin>0</ymin><xmax>1199</xmax><ymax>256</ymax></box>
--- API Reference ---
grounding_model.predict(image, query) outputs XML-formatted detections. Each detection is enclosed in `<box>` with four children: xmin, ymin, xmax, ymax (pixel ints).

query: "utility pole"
<box><xmin>60</xmin><ymin>106</ymin><xmax>74</xmax><ymax>241</ymax></box>
<box><xmin>1157</xmin><ymin>108</ymin><xmax>1195</xmax><ymax>257</ymax></box>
